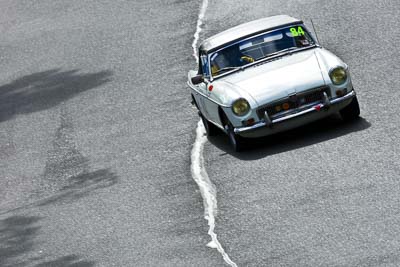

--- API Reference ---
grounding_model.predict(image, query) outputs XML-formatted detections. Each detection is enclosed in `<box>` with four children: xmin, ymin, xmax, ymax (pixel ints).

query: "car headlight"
<box><xmin>329</xmin><ymin>67</ymin><xmax>347</xmax><ymax>85</ymax></box>
<box><xmin>232</xmin><ymin>98</ymin><xmax>250</xmax><ymax>116</ymax></box>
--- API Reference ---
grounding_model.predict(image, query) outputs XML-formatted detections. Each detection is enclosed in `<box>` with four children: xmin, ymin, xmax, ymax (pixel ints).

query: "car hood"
<box><xmin>216</xmin><ymin>49</ymin><xmax>326</xmax><ymax>105</ymax></box>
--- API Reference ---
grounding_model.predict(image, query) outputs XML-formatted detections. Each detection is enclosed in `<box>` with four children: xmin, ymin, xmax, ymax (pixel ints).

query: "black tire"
<box><xmin>340</xmin><ymin>96</ymin><xmax>360</xmax><ymax>121</ymax></box>
<box><xmin>225</xmin><ymin>125</ymin><xmax>245</xmax><ymax>152</ymax></box>
<box><xmin>199</xmin><ymin>112</ymin><xmax>219</xmax><ymax>136</ymax></box>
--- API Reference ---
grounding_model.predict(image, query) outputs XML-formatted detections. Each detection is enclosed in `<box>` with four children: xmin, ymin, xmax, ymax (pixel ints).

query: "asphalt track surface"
<box><xmin>0</xmin><ymin>0</ymin><xmax>399</xmax><ymax>266</ymax></box>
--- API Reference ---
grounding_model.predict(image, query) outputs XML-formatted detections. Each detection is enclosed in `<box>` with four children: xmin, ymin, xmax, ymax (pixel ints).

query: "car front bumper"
<box><xmin>234</xmin><ymin>90</ymin><xmax>356</xmax><ymax>138</ymax></box>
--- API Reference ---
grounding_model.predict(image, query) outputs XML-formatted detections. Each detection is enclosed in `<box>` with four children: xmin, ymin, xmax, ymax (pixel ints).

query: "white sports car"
<box><xmin>188</xmin><ymin>15</ymin><xmax>360</xmax><ymax>151</ymax></box>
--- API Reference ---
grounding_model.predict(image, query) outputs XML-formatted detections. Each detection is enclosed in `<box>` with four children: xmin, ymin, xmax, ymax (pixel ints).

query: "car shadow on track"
<box><xmin>208</xmin><ymin>114</ymin><xmax>371</xmax><ymax>160</ymax></box>
<box><xmin>0</xmin><ymin>69</ymin><xmax>113</xmax><ymax>123</ymax></box>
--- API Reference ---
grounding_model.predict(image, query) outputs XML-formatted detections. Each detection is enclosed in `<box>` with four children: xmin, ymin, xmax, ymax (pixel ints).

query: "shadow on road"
<box><xmin>0</xmin><ymin>68</ymin><xmax>118</xmax><ymax>207</ymax></box>
<box><xmin>35</xmin><ymin>255</ymin><xmax>95</xmax><ymax>267</ymax></box>
<box><xmin>0</xmin><ymin>68</ymin><xmax>119</xmax><ymax>211</ymax></box>
<box><xmin>0</xmin><ymin>216</ymin><xmax>41</xmax><ymax>267</ymax></box>
<box><xmin>208</xmin><ymin>115</ymin><xmax>371</xmax><ymax>160</ymax></box>
<box><xmin>37</xmin><ymin>168</ymin><xmax>118</xmax><ymax>207</ymax></box>
<box><xmin>0</xmin><ymin>69</ymin><xmax>113</xmax><ymax>123</ymax></box>
<box><xmin>0</xmin><ymin>215</ymin><xmax>95</xmax><ymax>267</ymax></box>
<box><xmin>35</xmin><ymin>100</ymin><xmax>119</xmax><ymax>206</ymax></box>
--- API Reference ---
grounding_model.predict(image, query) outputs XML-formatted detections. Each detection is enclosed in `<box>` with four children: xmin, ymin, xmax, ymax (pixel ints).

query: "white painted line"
<box><xmin>191</xmin><ymin>121</ymin><xmax>238</xmax><ymax>267</ymax></box>
<box><xmin>191</xmin><ymin>0</ymin><xmax>208</xmax><ymax>63</ymax></box>
<box><xmin>190</xmin><ymin>2</ymin><xmax>238</xmax><ymax>266</ymax></box>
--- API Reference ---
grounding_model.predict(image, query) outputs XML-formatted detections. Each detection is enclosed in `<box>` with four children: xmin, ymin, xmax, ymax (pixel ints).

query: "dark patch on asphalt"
<box><xmin>36</xmin><ymin>104</ymin><xmax>118</xmax><ymax>206</ymax></box>
<box><xmin>0</xmin><ymin>124</ymin><xmax>16</xmax><ymax>160</ymax></box>
<box><xmin>0</xmin><ymin>215</ymin><xmax>95</xmax><ymax>267</ymax></box>
<box><xmin>34</xmin><ymin>255</ymin><xmax>95</xmax><ymax>267</ymax></box>
<box><xmin>0</xmin><ymin>216</ymin><xmax>41</xmax><ymax>267</ymax></box>
<box><xmin>0</xmin><ymin>69</ymin><xmax>112</xmax><ymax>123</ymax></box>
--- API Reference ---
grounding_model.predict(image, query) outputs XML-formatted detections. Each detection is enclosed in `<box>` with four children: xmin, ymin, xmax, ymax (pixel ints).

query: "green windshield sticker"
<box><xmin>290</xmin><ymin>26</ymin><xmax>305</xmax><ymax>37</ymax></box>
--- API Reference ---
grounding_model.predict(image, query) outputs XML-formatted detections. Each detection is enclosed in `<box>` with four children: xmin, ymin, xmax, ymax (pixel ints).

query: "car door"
<box><xmin>199</xmin><ymin>54</ymin><xmax>223</xmax><ymax>124</ymax></box>
<box><xmin>196</xmin><ymin>80</ymin><xmax>208</xmax><ymax>114</ymax></box>
<box><xmin>193</xmin><ymin>54</ymin><xmax>211</xmax><ymax>118</ymax></box>
<box><xmin>202</xmin><ymin>83</ymin><xmax>222</xmax><ymax>125</ymax></box>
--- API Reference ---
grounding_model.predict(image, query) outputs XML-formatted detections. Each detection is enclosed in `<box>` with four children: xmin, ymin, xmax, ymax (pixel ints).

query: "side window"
<box><xmin>200</xmin><ymin>54</ymin><xmax>210</xmax><ymax>78</ymax></box>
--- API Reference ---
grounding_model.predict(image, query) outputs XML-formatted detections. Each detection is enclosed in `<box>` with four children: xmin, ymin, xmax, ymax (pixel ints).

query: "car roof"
<box><xmin>199</xmin><ymin>15</ymin><xmax>303</xmax><ymax>53</ymax></box>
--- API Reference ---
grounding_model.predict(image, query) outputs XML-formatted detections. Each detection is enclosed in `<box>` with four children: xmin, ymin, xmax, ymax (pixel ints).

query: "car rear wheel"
<box><xmin>199</xmin><ymin>112</ymin><xmax>219</xmax><ymax>136</ymax></box>
<box><xmin>340</xmin><ymin>96</ymin><xmax>360</xmax><ymax>121</ymax></box>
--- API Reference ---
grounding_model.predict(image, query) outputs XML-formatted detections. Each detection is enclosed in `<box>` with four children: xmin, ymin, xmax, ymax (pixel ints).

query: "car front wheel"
<box><xmin>340</xmin><ymin>96</ymin><xmax>360</xmax><ymax>121</ymax></box>
<box><xmin>199</xmin><ymin>112</ymin><xmax>219</xmax><ymax>136</ymax></box>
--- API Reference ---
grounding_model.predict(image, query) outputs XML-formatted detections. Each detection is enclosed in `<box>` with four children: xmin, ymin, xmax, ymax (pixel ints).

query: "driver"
<box><xmin>210</xmin><ymin>45</ymin><xmax>254</xmax><ymax>76</ymax></box>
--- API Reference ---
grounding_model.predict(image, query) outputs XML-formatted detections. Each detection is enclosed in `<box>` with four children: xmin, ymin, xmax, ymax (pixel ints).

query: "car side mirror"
<box><xmin>191</xmin><ymin>74</ymin><xmax>204</xmax><ymax>85</ymax></box>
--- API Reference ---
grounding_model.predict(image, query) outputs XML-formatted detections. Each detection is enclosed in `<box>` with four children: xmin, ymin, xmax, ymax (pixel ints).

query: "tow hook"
<box><xmin>322</xmin><ymin>92</ymin><xmax>331</xmax><ymax>109</ymax></box>
<box><xmin>264</xmin><ymin>111</ymin><xmax>272</xmax><ymax>128</ymax></box>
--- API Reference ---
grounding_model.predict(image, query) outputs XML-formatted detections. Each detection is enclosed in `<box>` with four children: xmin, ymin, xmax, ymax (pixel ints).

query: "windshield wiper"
<box><xmin>267</xmin><ymin>45</ymin><xmax>318</xmax><ymax>58</ymax></box>
<box><xmin>264</xmin><ymin>47</ymin><xmax>299</xmax><ymax>59</ymax></box>
<box><xmin>213</xmin><ymin>66</ymin><xmax>242</xmax><ymax>75</ymax></box>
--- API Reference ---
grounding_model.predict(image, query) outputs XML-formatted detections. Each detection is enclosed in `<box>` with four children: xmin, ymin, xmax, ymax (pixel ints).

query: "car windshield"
<box><xmin>209</xmin><ymin>25</ymin><xmax>316</xmax><ymax>78</ymax></box>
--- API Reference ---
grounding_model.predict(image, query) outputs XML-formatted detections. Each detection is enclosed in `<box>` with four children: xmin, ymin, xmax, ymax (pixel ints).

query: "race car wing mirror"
<box><xmin>191</xmin><ymin>74</ymin><xmax>204</xmax><ymax>85</ymax></box>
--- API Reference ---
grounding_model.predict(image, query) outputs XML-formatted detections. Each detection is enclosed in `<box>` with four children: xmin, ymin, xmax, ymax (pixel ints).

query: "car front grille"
<box><xmin>257</xmin><ymin>86</ymin><xmax>330</xmax><ymax>119</ymax></box>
